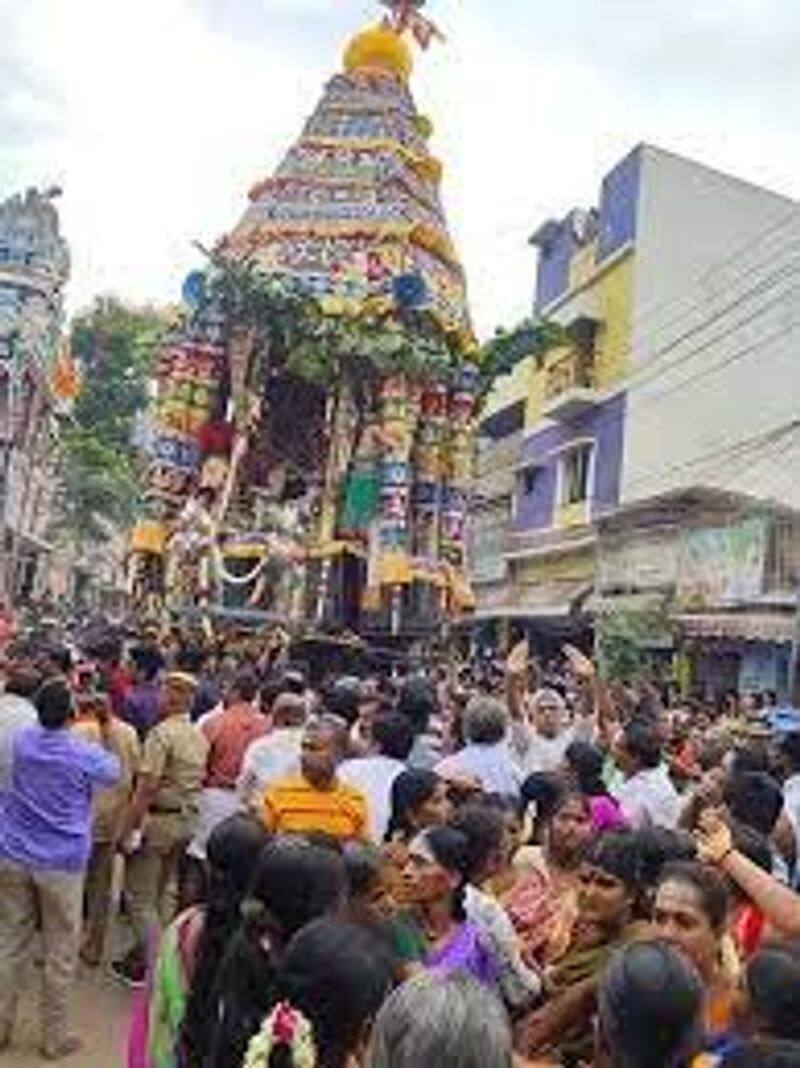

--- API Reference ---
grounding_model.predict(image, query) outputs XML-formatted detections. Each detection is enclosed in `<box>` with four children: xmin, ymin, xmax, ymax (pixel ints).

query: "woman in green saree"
<box><xmin>131</xmin><ymin>814</ymin><xmax>268</xmax><ymax>1068</ymax></box>
<box><xmin>517</xmin><ymin>830</ymin><xmax>648</xmax><ymax>1066</ymax></box>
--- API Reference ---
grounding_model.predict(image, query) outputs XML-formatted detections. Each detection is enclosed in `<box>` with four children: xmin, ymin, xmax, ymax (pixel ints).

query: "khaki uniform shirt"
<box><xmin>72</xmin><ymin>716</ymin><xmax>141</xmax><ymax>843</ymax></box>
<box><xmin>140</xmin><ymin>714</ymin><xmax>209</xmax><ymax>815</ymax></box>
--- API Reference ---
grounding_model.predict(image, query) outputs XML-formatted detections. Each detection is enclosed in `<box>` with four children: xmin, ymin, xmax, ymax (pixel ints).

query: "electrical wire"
<box><xmin>523</xmin><ymin>207</ymin><xmax>800</xmax><ymax>409</ymax></box>
<box><xmin>621</xmin><ymin>255</ymin><xmax>800</xmax><ymax>394</ymax></box>
<box><xmin>481</xmin><ymin>207</ymin><xmax>800</xmax><ymax>530</ymax></box>
<box><xmin>486</xmin><ymin>241</ymin><xmax>800</xmax><ymax>435</ymax></box>
<box><xmin>520</xmin><ymin>258</ymin><xmax>800</xmax><ymax>444</ymax></box>
<box><xmin>625</xmin><ymin>209</ymin><xmax>800</xmax><ymax>350</ymax></box>
<box><xmin>537</xmin><ymin>194</ymin><xmax>800</xmax><ymax>366</ymax></box>
<box><xmin>638</xmin><ymin>315</ymin><xmax>800</xmax><ymax>408</ymax></box>
<box><xmin>607</xmin><ymin>419</ymin><xmax>800</xmax><ymax>501</ymax></box>
<box><xmin>513</xmin><ymin>299</ymin><xmax>800</xmax><ymax>456</ymax></box>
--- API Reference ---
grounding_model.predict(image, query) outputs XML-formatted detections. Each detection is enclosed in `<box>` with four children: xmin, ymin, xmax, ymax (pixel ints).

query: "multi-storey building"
<box><xmin>0</xmin><ymin>187</ymin><xmax>70</xmax><ymax>601</ymax></box>
<box><xmin>471</xmin><ymin>145</ymin><xmax>800</xmax><ymax>691</ymax></box>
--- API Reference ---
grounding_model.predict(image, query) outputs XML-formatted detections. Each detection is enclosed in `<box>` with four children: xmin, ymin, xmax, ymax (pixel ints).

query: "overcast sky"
<box><xmin>1</xmin><ymin>0</ymin><xmax>799</xmax><ymax>338</ymax></box>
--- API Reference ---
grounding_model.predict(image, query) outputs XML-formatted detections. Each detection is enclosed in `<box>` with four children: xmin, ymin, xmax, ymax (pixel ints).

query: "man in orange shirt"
<box><xmin>202</xmin><ymin>670</ymin><xmax>267</xmax><ymax>790</ymax></box>
<box><xmin>262</xmin><ymin>714</ymin><xmax>367</xmax><ymax>841</ymax></box>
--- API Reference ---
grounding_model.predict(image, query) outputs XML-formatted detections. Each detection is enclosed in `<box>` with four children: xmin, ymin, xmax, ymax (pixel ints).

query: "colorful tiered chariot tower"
<box><xmin>131</xmin><ymin>0</ymin><xmax>477</xmax><ymax>638</ymax></box>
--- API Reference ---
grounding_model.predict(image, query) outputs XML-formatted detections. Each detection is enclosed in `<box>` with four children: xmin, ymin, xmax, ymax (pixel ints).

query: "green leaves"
<box><xmin>70</xmin><ymin>298</ymin><xmax>165</xmax><ymax>452</ymax></box>
<box><xmin>477</xmin><ymin>317</ymin><xmax>567</xmax><ymax>405</ymax></box>
<box><xmin>195</xmin><ymin>255</ymin><xmax>464</xmax><ymax>402</ymax></box>
<box><xmin>595</xmin><ymin>605</ymin><xmax>676</xmax><ymax>683</ymax></box>
<box><xmin>53</xmin><ymin>298</ymin><xmax>170</xmax><ymax>551</ymax></box>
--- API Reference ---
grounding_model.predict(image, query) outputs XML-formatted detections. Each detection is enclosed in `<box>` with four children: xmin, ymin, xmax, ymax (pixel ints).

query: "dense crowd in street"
<box><xmin>2</xmin><ymin>625</ymin><xmax>800</xmax><ymax>1067</ymax></box>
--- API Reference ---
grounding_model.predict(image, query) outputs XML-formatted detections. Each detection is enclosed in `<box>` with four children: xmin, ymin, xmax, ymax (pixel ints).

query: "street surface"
<box><xmin>2</xmin><ymin>958</ymin><xmax>132</xmax><ymax>1067</ymax></box>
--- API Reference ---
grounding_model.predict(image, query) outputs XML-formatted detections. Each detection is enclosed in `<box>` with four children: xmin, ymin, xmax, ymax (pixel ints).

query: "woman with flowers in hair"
<box><xmin>208</xmin><ymin>838</ymin><xmax>347</xmax><ymax>1068</ymax></box>
<box><xmin>243</xmin><ymin>919</ymin><xmax>395</xmax><ymax>1068</ymax></box>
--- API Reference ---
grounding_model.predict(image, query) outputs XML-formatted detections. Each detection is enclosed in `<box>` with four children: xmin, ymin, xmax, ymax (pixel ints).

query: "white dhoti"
<box><xmin>187</xmin><ymin>787</ymin><xmax>242</xmax><ymax>861</ymax></box>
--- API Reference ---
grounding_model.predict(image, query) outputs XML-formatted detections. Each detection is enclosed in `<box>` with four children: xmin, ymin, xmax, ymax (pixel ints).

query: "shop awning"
<box><xmin>676</xmin><ymin>612</ymin><xmax>795</xmax><ymax>645</ymax></box>
<box><xmin>473</xmin><ymin>579</ymin><xmax>592</xmax><ymax>622</ymax></box>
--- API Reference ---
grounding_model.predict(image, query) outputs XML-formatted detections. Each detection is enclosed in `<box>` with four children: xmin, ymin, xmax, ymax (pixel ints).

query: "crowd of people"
<box><xmin>2</xmin><ymin>627</ymin><xmax>800</xmax><ymax>1067</ymax></box>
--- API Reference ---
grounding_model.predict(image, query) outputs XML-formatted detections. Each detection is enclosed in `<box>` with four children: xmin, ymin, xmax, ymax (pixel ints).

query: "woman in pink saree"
<box><xmin>493</xmin><ymin>779</ymin><xmax>594</xmax><ymax>968</ymax></box>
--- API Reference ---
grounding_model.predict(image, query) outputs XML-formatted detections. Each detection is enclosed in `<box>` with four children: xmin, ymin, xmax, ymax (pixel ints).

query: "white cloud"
<box><xmin>0</xmin><ymin>0</ymin><xmax>322</xmax><ymax>313</ymax></box>
<box><xmin>1</xmin><ymin>0</ymin><xmax>799</xmax><ymax>337</ymax></box>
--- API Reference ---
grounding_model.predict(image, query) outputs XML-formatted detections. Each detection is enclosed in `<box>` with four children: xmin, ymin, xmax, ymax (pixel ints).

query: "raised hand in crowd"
<box><xmin>696</xmin><ymin>807</ymin><xmax>800</xmax><ymax>939</ymax></box>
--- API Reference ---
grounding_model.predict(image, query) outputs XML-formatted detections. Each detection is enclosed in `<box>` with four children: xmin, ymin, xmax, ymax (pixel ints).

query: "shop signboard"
<box><xmin>678</xmin><ymin>517</ymin><xmax>767</xmax><ymax>608</ymax></box>
<box><xmin>469</xmin><ymin>502</ymin><xmax>509</xmax><ymax>585</ymax></box>
<box><xmin>598</xmin><ymin>528</ymin><xmax>679</xmax><ymax>593</ymax></box>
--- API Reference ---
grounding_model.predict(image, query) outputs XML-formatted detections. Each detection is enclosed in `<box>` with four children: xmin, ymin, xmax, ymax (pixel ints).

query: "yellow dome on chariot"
<box><xmin>343</xmin><ymin>23</ymin><xmax>413</xmax><ymax>81</ymax></box>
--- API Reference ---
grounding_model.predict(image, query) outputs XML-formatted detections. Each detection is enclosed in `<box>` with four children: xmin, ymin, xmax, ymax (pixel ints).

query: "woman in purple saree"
<box><xmin>391</xmin><ymin>826</ymin><xmax>499</xmax><ymax>986</ymax></box>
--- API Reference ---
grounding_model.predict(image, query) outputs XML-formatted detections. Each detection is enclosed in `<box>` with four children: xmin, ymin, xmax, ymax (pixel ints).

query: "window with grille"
<box><xmin>520</xmin><ymin>465</ymin><xmax>541</xmax><ymax>496</ymax></box>
<box><xmin>561</xmin><ymin>443</ymin><xmax>593</xmax><ymax>506</ymax></box>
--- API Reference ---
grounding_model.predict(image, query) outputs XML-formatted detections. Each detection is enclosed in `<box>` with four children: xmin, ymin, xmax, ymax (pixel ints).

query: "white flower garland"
<box><xmin>243</xmin><ymin>1002</ymin><xmax>317</xmax><ymax>1068</ymax></box>
<box><xmin>212</xmin><ymin>545</ymin><xmax>270</xmax><ymax>587</ymax></box>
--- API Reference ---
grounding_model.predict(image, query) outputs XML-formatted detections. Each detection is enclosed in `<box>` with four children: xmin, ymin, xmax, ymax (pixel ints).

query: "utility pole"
<box><xmin>0</xmin><ymin>333</ymin><xmax>14</xmax><ymax>604</ymax></box>
<box><xmin>790</xmin><ymin>587</ymin><xmax>800</xmax><ymax>708</ymax></box>
<box><xmin>0</xmin><ymin>440</ymin><xmax>10</xmax><ymax>603</ymax></box>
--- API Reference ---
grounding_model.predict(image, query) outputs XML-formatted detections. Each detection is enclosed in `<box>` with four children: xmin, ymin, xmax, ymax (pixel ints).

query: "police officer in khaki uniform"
<box><xmin>111</xmin><ymin>671</ymin><xmax>209</xmax><ymax>986</ymax></box>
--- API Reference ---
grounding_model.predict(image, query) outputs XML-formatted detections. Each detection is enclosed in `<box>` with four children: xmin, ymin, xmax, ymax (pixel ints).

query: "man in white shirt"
<box><xmin>511</xmin><ymin>688</ymin><xmax>593</xmax><ymax>777</ymax></box>
<box><xmin>437</xmin><ymin>696</ymin><xmax>522</xmax><ymax>798</ymax></box>
<box><xmin>0</xmin><ymin>667</ymin><xmax>40</xmax><ymax>795</ymax></box>
<box><xmin>237</xmin><ymin>693</ymin><xmax>307</xmax><ymax>815</ymax></box>
<box><xmin>339</xmin><ymin>711</ymin><xmax>414</xmax><ymax>843</ymax></box>
<box><xmin>780</xmin><ymin>733</ymin><xmax>800</xmax><ymax>849</ymax></box>
<box><xmin>613</xmin><ymin>718</ymin><xmax>680</xmax><ymax>830</ymax></box>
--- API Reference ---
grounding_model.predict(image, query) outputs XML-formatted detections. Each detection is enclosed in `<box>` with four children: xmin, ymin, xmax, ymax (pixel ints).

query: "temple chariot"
<box><xmin>129</xmin><ymin>1</ymin><xmax>477</xmax><ymax>642</ymax></box>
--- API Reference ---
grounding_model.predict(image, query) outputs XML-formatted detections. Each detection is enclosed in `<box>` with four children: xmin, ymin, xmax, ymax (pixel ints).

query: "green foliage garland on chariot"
<box><xmin>191</xmin><ymin>251</ymin><xmax>567</xmax><ymax>409</ymax></box>
<box><xmin>192</xmin><ymin>251</ymin><xmax>466</xmax><ymax>405</ymax></box>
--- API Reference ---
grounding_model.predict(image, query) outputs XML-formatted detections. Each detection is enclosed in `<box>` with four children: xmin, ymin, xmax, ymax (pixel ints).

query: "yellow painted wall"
<box><xmin>481</xmin><ymin>250</ymin><xmax>633</xmax><ymax>436</ymax></box>
<box><xmin>522</xmin><ymin>251</ymin><xmax>634</xmax><ymax>428</ymax></box>
<box><xmin>514</xmin><ymin>547</ymin><xmax>594</xmax><ymax>585</ymax></box>
<box><xmin>555</xmin><ymin>501</ymin><xmax>589</xmax><ymax>529</ymax></box>
<box><xmin>593</xmin><ymin>253</ymin><xmax>633</xmax><ymax>389</ymax></box>
<box><xmin>525</xmin><ymin>354</ymin><xmax>546</xmax><ymax>428</ymax></box>
<box><xmin>481</xmin><ymin>350</ymin><xmax>536</xmax><ymax>420</ymax></box>
<box><xmin>568</xmin><ymin>240</ymin><xmax>598</xmax><ymax>292</ymax></box>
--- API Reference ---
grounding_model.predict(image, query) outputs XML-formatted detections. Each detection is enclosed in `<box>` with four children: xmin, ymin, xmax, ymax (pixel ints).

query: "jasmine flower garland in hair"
<box><xmin>243</xmin><ymin>1002</ymin><xmax>317</xmax><ymax>1068</ymax></box>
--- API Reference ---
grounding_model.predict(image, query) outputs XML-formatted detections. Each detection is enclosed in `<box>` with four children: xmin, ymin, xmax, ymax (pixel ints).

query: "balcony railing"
<box><xmin>542</xmin><ymin>351</ymin><xmax>598</xmax><ymax>421</ymax></box>
<box><xmin>545</xmin><ymin>351</ymin><xmax>594</xmax><ymax>398</ymax></box>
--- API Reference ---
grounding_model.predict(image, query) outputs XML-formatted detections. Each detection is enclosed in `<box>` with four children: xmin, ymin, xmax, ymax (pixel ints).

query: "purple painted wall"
<box><xmin>535</xmin><ymin>225</ymin><xmax>578</xmax><ymax>313</ymax></box>
<box><xmin>596</xmin><ymin>148</ymin><xmax>642</xmax><ymax>263</ymax></box>
<box><xmin>513</xmin><ymin>392</ymin><xmax>626</xmax><ymax>532</ymax></box>
<box><xmin>533</xmin><ymin>147</ymin><xmax>642</xmax><ymax>313</ymax></box>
